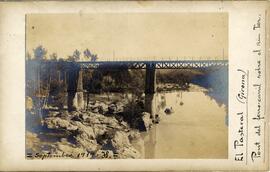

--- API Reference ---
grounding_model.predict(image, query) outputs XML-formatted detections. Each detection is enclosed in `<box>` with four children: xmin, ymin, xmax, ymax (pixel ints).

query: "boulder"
<box><xmin>135</xmin><ymin>100</ymin><xmax>144</xmax><ymax>109</ymax></box>
<box><xmin>164</xmin><ymin>107</ymin><xmax>174</xmax><ymax>114</ymax></box>
<box><xmin>75</xmin><ymin>134</ymin><xmax>98</xmax><ymax>153</ymax></box>
<box><xmin>60</xmin><ymin>111</ymin><xmax>69</xmax><ymax>118</ymax></box>
<box><xmin>84</xmin><ymin>116</ymin><xmax>101</xmax><ymax>125</ymax></box>
<box><xmin>74</xmin><ymin>121</ymin><xmax>95</xmax><ymax>139</ymax></box>
<box><xmin>111</xmin><ymin>131</ymin><xmax>131</xmax><ymax>150</ymax></box>
<box><xmin>45</xmin><ymin>117</ymin><xmax>78</xmax><ymax>131</ymax></box>
<box><xmin>98</xmin><ymin>102</ymin><xmax>108</xmax><ymax>113</ymax></box>
<box><xmin>91</xmin><ymin>107</ymin><xmax>99</xmax><ymax>113</ymax></box>
<box><xmin>93</xmin><ymin>124</ymin><xmax>107</xmax><ymax>137</ymax></box>
<box><xmin>108</xmin><ymin>103</ymin><xmax>117</xmax><ymax>114</ymax></box>
<box><xmin>48</xmin><ymin>111</ymin><xmax>60</xmax><ymax>117</ymax></box>
<box><xmin>56</xmin><ymin>142</ymin><xmax>87</xmax><ymax>159</ymax></box>
<box><xmin>115</xmin><ymin>102</ymin><xmax>125</xmax><ymax>113</ymax></box>
<box><xmin>120</xmin><ymin>121</ymin><xmax>129</xmax><ymax>129</ymax></box>
<box><xmin>136</xmin><ymin>112</ymin><xmax>152</xmax><ymax>132</ymax></box>
<box><xmin>25</xmin><ymin>131</ymin><xmax>41</xmax><ymax>152</ymax></box>
<box><xmin>116</xmin><ymin>147</ymin><xmax>141</xmax><ymax>159</ymax></box>
<box><xmin>128</xmin><ymin>130</ymin><xmax>141</xmax><ymax>140</ymax></box>
<box><xmin>26</xmin><ymin>96</ymin><xmax>33</xmax><ymax>111</ymax></box>
<box><xmin>153</xmin><ymin>114</ymin><xmax>161</xmax><ymax>124</ymax></box>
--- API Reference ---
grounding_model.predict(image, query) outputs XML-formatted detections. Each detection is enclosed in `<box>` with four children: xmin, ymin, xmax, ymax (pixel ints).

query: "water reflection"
<box><xmin>27</xmin><ymin>63</ymin><xmax>229</xmax><ymax>159</ymax></box>
<box><xmin>142</xmin><ymin>85</ymin><xmax>228</xmax><ymax>159</ymax></box>
<box><xmin>192</xmin><ymin>67</ymin><xmax>228</xmax><ymax>107</ymax></box>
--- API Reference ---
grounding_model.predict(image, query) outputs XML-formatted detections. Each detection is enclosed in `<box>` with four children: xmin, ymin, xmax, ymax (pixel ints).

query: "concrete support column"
<box><xmin>145</xmin><ymin>63</ymin><xmax>156</xmax><ymax>117</ymax></box>
<box><xmin>67</xmin><ymin>65</ymin><xmax>84</xmax><ymax>111</ymax></box>
<box><xmin>145</xmin><ymin>63</ymin><xmax>156</xmax><ymax>94</ymax></box>
<box><xmin>76</xmin><ymin>70</ymin><xmax>84</xmax><ymax>110</ymax></box>
<box><xmin>145</xmin><ymin>94</ymin><xmax>156</xmax><ymax>118</ymax></box>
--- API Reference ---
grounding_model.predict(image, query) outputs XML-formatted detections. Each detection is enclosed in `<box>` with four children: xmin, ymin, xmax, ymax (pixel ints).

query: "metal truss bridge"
<box><xmin>26</xmin><ymin>59</ymin><xmax>228</xmax><ymax>111</ymax></box>
<box><xmin>77</xmin><ymin>60</ymin><xmax>228</xmax><ymax>69</ymax></box>
<box><xmin>26</xmin><ymin>60</ymin><xmax>228</xmax><ymax>71</ymax></box>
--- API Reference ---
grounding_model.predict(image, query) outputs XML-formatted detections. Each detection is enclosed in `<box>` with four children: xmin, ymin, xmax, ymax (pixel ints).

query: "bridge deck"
<box><xmin>78</xmin><ymin>60</ymin><xmax>228</xmax><ymax>69</ymax></box>
<box><xmin>26</xmin><ymin>60</ymin><xmax>228</xmax><ymax>69</ymax></box>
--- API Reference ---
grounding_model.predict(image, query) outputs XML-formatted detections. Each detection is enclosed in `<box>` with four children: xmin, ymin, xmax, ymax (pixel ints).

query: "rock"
<box><xmin>75</xmin><ymin>134</ymin><xmax>98</xmax><ymax>153</ymax></box>
<box><xmin>153</xmin><ymin>114</ymin><xmax>161</xmax><ymax>124</ymax></box>
<box><xmin>47</xmin><ymin>106</ymin><xmax>59</xmax><ymax>111</ymax></box>
<box><xmin>59</xmin><ymin>111</ymin><xmax>69</xmax><ymax>118</ymax></box>
<box><xmin>164</xmin><ymin>107</ymin><xmax>174</xmax><ymax>114</ymax></box>
<box><xmin>92</xmin><ymin>107</ymin><xmax>99</xmax><ymax>113</ymax></box>
<box><xmin>79</xmin><ymin>113</ymin><xmax>91</xmax><ymax>121</ymax></box>
<box><xmin>71</xmin><ymin>115</ymin><xmax>83</xmax><ymax>122</ymax></box>
<box><xmin>136</xmin><ymin>100</ymin><xmax>144</xmax><ymax>109</ymax></box>
<box><xmin>98</xmin><ymin>105</ymin><xmax>105</xmax><ymax>114</ymax></box>
<box><xmin>108</xmin><ymin>103</ymin><xmax>117</xmax><ymax>114</ymax></box>
<box><xmin>56</xmin><ymin>142</ymin><xmax>87</xmax><ymax>158</ymax></box>
<box><xmin>98</xmin><ymin>102</ymin><xmax>108</xmax><ymax>113</ymax></box>
<box><xmin>85</xmin><ymin>116</ymin><xmax>101</xmax><ymax>125</ymax></box>
<box><xmin>26</xmin><ymin>96</ymin><xmax>33</xmax><ymax>110</ymax></box>
<box><xmin>131</xmin><ymin>137</ymin><xmax>145</xmax><ymax>158</ymax></box>
<box><xmin>136</xmin><ymin>112</ymin><xmax>152</xmax><ymax>131</ymax></box>
<box><xmin>128</xmin><ymin>130</ymin><xmax>140</xmax><ymax>140</ymax></box>
<box><xmin>115</xmin><ymin>102</ymin><xmax>124</xmax><ymax>113</ymax></box>
<box><xmin>142</xmin><ymin>112</ymin><xmax>152</xmax><ymax>129</ymax></box>
<box><xmin>111</xmin><ymin>131</ymin><xmax>131</xmax><ymax>149</ymax></box>
<box><xmin>116</xmin><ymin>147</ymin><xmax>141</xmax><ymax>159</ymax></box>
<box><xmin>45</xmin><ymin>117</ymin><xmax>78</xmax><ymax>131</ymax></box>
<box><xmin>93</xmin><ymin>124</ymin><xmax>107</xmax><ymax>137</ymax></box>
<box><xmin>90</xmin><ymin>101</ymin><xmax>108</xmax><ymax>114</ymax></box>
<box><xmin>74</xmin><ymin>121</ymin><xmax>95</xmax><ymax>139</ymax></box>
<box><xmin>120</xmin><ymin>121</ymin><xmax>129</xmax><ymax>128</ymax></box>
<box><xmin>69</xmin><ymin>111</ymin><xmax>80</xmax><ymax>118</ymax></box>
<box><xmin>39</xmin><ymin>109</ymin><xmax>144</xmax><ymax>159</ymax></box>
<box><xmin>26</xmin><ymin>131</ymin><xmax>41</xmax><ymax>152</ymax></box>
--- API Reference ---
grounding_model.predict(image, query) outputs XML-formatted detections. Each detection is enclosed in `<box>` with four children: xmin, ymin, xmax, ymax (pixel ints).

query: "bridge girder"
<box><xmin>27</xmin><ymin>60</ymin><xmax>228</xmax><ymax>70</ymax></box>
<box><xmin>77</xmin><ymin>60</ymin><xmax>228</xmax><ymax>69</ymax></box>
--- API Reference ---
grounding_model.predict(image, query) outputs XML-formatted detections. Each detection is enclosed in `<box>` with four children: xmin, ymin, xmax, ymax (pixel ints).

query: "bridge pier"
<box><xmin>145</xmin><ymin>63</ymin><xmax>156</xmax><ymax>117</ymax></box>
<box><xmin>67</xmin><ymin>65</ymin><xmax>84</xmax><ymax>111</ymax></box>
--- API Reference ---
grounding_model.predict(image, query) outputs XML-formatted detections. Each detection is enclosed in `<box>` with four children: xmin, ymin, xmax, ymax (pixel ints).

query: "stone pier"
<box><xmin>145</xmin><ymin>63</ymin><xmax>156</xmax><ymax>117</ymax></box>
<box><xmin>67</xmin><ymin>64</ymin><xmax>84</xmax><ymax>111</ymax></box>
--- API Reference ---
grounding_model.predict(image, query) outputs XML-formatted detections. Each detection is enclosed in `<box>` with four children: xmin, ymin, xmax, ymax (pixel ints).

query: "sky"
<box><xmin>26</xmin><ymin>13</ymin><xmax>228</xmax><ymax>61</ymax></box>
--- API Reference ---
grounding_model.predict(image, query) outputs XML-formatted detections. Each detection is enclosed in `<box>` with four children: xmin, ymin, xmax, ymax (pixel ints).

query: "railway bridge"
<box><xmin>27</xmin><ymin>60</ymin><xmax>228</xmax><ymax>114</ymax></box>
<box><xmin>67</xmin><ymin>60</ymin><xmax>228</xmax><ymax>113</ymax></box>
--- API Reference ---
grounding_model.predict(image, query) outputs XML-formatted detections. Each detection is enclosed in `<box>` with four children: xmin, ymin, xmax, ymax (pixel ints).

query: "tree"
<box><xmin>26</xmin><ymin>52</ymin><xmax>32</xmax><ymax>60</ymax></box>
<box><xmin>73</xmin><ymin>49</ymin><xmax>81</xmax><ymax>61</ymax></box>
<box><xmin>102</xmin><ymin>75</ymin><xmax>115</xmax><ymax>100</ymax></box>
<box><xmin>84</xmin><ymin>48</ymin><xmax>98</xmax><ymax>62</ymax></box>
<box><xmin>91</xmin><ymin>54</ymin><xmax>98</xmax><ymax>62</ymax></box>
<box><xmin>33</xmin><ymin>45</ymin><xmax>47</xmax><ymax>60</ymax></box>
<box><xmin>83</xmin><ymin>48</ymin><xmax>91</xmax><ymax>60</ymax></box>
<box><xmin>50</xmin><ymin>53</ymin><xmax>58</xmax><ymax>61</ymax></box>
<box><xmin>67</xmin><ymin>55</ymin><xmax>75</xmax><ymax>61</ymax></box>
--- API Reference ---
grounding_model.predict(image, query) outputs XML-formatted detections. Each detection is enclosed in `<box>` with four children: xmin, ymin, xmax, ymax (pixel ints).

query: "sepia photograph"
<box><xmin>25</xmin><ymin>13</ymin><xmax>228</xmax><ymax>159</ymax></box>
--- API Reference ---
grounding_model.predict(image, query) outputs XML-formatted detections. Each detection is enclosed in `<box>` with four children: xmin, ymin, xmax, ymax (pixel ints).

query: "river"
<box><xmin>136</xmin><ymin>85</ymin><xmax>228</xmax><ymax>159</ymax></box>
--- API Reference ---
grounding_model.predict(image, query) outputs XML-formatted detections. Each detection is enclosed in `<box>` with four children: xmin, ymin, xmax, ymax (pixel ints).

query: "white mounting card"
<box><xmin>0</xmin><ymin>1</ymin><xmax>269</xmax><ymax>171</ymax></box>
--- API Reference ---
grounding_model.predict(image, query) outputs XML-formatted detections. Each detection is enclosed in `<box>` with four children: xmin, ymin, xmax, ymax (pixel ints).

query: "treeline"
<box><xmin>26</xmin><ymin>61</ymin><xmax>145</xmax><ymax>109</ymax></box>
<box><xmin>191</xmin><ymin>67</ymin><xmax>228</xmax><ymax>107</ymax></box>
<box><xmin>26</xmin><ymin>45</ymin><xmax>98</xmax><ymax>62</ymax></box>
<box><xmin>156</xmin><ymin>69</ymin><xmax>205</xmax><ymax>88</ymax></box>
<box><xmin>83</xmin><ymin>68</ymin><xmax>145</xmax><ymax>95</ymax></box>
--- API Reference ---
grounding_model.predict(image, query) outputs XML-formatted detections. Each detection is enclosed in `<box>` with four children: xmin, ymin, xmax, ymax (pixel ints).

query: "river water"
<box><xmin>136</xmin><ymin>85</ymin><xmax>228</xmax><ymax>159</ymax></box>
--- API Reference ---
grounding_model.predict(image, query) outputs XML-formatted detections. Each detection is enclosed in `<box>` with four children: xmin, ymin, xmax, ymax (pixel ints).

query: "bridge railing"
<box><xmin>26</xmin><ymin>59</ymin><xmax>228</xmax><ymax>69</ymax></box>
<box><xmin>77</xmin><ymin>60</ymin><xmax>228</xmax><ymax>69</ymax></box>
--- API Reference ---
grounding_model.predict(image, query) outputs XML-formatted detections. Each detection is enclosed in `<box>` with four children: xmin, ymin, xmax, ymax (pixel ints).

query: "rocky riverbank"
<box><xmin>26</xmin><ymin>98</ymin><xmax>153</xmax><ymax>159</ymax></box>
